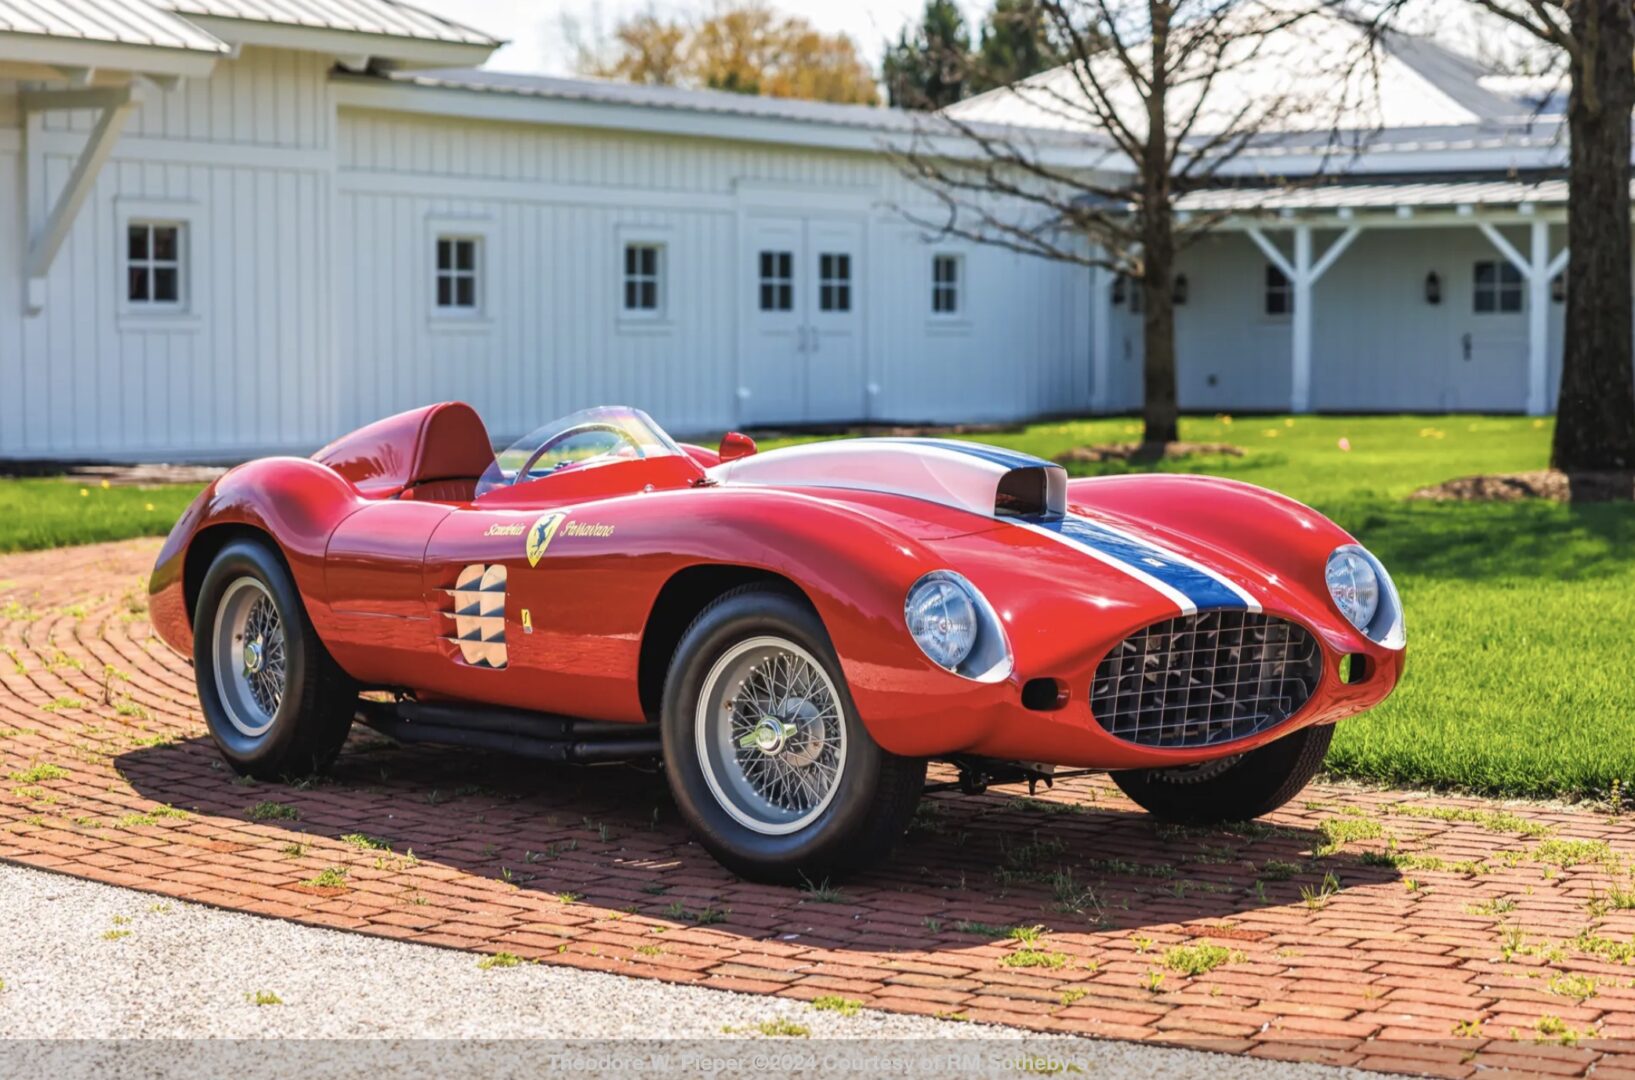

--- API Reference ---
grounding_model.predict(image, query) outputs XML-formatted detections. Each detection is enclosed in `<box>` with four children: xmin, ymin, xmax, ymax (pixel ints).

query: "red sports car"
<box><xmin>149</xmin><ymin>402</ymin><xmax>1404</xmax><ymax>881</ymax></box>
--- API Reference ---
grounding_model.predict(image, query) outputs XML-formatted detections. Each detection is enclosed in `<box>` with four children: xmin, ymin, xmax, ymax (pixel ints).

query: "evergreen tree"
<box><xmin>882</xmin><ymin>0</ymin><xmax>973</xmax><ymax>110</ymax></box>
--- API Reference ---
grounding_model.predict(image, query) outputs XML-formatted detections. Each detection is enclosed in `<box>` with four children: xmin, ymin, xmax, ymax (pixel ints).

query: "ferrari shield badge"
<box><xmin>526</xmin><ymin>512</ymin><xmax>566</xmax><ymax>567</ymax></box>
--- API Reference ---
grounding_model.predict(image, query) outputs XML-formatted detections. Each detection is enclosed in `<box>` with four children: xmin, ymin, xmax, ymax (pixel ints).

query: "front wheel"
<box><xmin>1112</xmin><ymin>723</ymin><xmax>1334</xmax><ymax>825</ymax></box>
<box><xmin>193</xmin><ymin>539</ymin><xmax>356</xmax><ymax>780</ymax></box>
<box><xmin>661</xmin><ymin>586</ymin><xmax>924</xmax><ymax>883</ymax></box>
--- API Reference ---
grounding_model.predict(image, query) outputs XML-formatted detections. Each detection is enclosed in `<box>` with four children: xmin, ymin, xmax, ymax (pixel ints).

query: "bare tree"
<box><xmin>890</xmin><ymin>0</ymin><xmax>1378</xmax><ymax>445</ymax></box>
<box><xmin>1414</xmin><ymin>0</ymin><xmax>1633</xmax><ymax>473</ymax></box>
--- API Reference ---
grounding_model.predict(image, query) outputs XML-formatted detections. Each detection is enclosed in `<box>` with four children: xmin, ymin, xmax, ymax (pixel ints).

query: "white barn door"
<box><xmin>741</xmin><ymin>214</ymin><xmax>865</xmax><ymax>425</ymax></box>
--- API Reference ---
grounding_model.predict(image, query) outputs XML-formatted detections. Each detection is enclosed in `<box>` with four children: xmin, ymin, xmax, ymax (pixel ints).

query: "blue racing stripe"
<box><xmin>1038</xmin><ymin>515</ymin><xmax>1250</xmax><ymax>611</ymax></box>
<box><xmin>883</xmin><ymin>438</ymin><xmax>1052</xmax><ymax>471</ymax></box>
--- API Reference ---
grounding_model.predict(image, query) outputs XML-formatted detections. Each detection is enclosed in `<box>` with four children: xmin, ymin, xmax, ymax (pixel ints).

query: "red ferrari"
<box><xmin>149</xmin><ymin>402</ymin><xmax>1404</xmax><ymax>881</ymax></box>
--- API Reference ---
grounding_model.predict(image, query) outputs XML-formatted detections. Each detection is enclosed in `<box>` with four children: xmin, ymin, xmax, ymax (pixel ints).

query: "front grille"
<box><xmin>1089</xmin><ymin>610</ymin><xmax>1321</xmax><ymax>748</ymax></box>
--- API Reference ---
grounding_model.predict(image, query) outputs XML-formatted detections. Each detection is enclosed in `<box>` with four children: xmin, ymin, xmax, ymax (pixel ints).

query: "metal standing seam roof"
<box><xmin>388</xmin><ymin>68</ymin><xmax>1101</xmax><ymax>149</ymax></box>
<box><xmin>1174</xmin><ymin>178</ymin><xmax>1581</xmax><ymax>213</ymax></box>
<box><xmin>158</xmin><ymin>0</ymin><xmax>497</xmax><ymax>46</ymax></box>
<box><xmin>0</xmin><ymin>0</ymin><xmax>228</xmax><ymax>53</ymax></box>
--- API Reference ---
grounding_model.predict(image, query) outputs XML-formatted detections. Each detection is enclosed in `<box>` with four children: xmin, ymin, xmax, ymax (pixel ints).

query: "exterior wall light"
<box><xmin>1424</xmin><ymin>271</ymin><xmax>1441</xmax><ymax>305</ymax></box>
<box><xmin>1172</xmin><ymin>274</ymin><xmax>1189</xmax><ymax>306</ymax></box>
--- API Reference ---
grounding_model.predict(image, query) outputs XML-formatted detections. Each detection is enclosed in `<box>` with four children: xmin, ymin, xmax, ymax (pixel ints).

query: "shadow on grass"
<box><xmin>113</xmin><ymin>732</ymin><xmax>1400</xmax><ymax>952</ymax></box>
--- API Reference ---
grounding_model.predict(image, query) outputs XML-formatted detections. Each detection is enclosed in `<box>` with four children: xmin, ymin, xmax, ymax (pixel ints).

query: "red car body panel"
<box><xmin>150</xmin><ymin>402</ymin><xmax>1403</xmax><ymax>771</ymax></box>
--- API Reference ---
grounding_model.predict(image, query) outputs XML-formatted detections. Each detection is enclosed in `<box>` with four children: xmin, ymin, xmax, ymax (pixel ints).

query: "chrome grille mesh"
<box><xmin>1089</xmin><ymin>611</ymin><xmax>1321</xmax><ymax>748</ymax></box>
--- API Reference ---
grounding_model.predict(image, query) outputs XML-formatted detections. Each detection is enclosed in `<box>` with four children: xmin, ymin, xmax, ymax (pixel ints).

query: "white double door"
<box><xmin>741</xmin><ymin>215</ymin><xmax>865</xmax><ymax>425</ymax></box>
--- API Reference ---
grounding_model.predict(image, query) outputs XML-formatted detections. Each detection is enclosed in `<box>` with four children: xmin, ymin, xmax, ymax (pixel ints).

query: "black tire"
<box><xmin>660</xmin><ymin>585</ymin><xmax>925</xmax><ymax>884</ymax></box>
<box><xmin>192</xmin><ymin>538</ymin><xmax>356</xmax><ymax>780</ymax></box>
<box><xmin>1112</xmin><ymin>723</ymin><xmax>1334</xmax><ymax>825</ymax></box>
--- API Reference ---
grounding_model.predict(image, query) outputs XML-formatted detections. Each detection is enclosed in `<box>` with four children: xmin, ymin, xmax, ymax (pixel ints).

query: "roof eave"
<box><xmin>0</xmin><ymin>32</ymin><xmax>223</xmax><ymax>79</ymax></box>
<box><xmin>333</xmin><ymin>74</ymin><xmax>1102</xmax><ymax>166</ymax></box>
<box><xmin>182</xmin><ymin>14</ymin><xmax>496</xmax><ymax>69</ymax></box>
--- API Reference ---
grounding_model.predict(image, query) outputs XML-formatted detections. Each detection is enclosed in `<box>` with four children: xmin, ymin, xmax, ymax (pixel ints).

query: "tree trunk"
<box><xmin>1140</xmin><ymin>210</ymin><xmax>1180</xmax><ymax>446</ymax></box>
<box><xmin>1553</xmin><ymin>0</ymin><xmax>1635</xmax><ymax>473</ymax></box>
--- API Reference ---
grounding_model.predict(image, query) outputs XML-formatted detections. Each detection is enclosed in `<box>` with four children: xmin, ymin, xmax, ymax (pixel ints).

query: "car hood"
<box><xmin>707</xmin><ymin>438</ymin><xmax>1066</xmax><ymax>522</ymax></box>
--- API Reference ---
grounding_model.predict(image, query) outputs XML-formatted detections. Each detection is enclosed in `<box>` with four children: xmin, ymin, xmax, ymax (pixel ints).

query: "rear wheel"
<box><xmin>661</xmin><ymin>586</ymin><xmax>924</xmax><ymax>883</ymax></box>
<box><xmin>193</xmin><ymin>539</ymin><xmax>356</xmax><ymax>780</ymax></box>
<box><xmin>1112</xmin><ymin>723</ymin><xmax>1333</xmax><ymax>824</ymax></box>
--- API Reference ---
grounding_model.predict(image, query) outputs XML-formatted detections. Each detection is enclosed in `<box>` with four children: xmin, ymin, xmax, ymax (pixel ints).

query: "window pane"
<box><xmin>759</xmin><ymin>251</ymin><xmax>773</xmax><ymax>278</ymax></box>
<box><xmin>836</xmin><ymin>254</ymin><xmax>850</xmax><ymax>281</ymax></box>
<box><xmin>1266</xmin><ymin>292</ymin><xmax>1288</xmax><ymax>316</ymax></box>
<box><xmin>437</xmin><ymin>239</ymin><xmax>451</xmax><ymax>271</ymax></box>
<box><xmin>819</xmin><ymin>253</ymin><xmax>833</xmax><ymax>279</ymax></box>
<box><xmin>638</xmin><ymin>281</ymin><xmax>655</xmax><ymax>309</ymax></box>
<box><xmin>1474</xmin><ymin>262</ymin><xmax>1494</xmax><ymax>286</ymax></box>
<box><xmin>1499</xmin><ymin>262</ymin><xmax>1522</xmax><ymax>286</ymax></box>
<box><xmin>128</xmin><ymin>267</ymin><xmax>148</xmax><ymax>302</ymax></box>
<box><xmin>153</xmin><ymin>227</ymin><xmax>177</xmax><ymax>262</ymax></box>
<box><xmin>837</xmin><ymin>285</ymin><xmax>850</xmax><ymax>311</ymax></box>
<box><xmin>1265</xmin><ymin>264</ymin><xmax>1286</xmax><ymax>288</ymax></box>
<box><xmin>625</xmin><ymin>280</ymin><xmax>639</xmax><ymax>309</ymax></box>
<box><xmin>153</xmin><ymin>267</ymin><xmax>178</xmax><ymax>302</ymax></box>
<box><xmin>455</xmin><ymin>240</ymin><xmax>475</xmax><ymax>271</ymax></box>
<box><xmin>778</xmin><ymin>283</ymin><xmax>792</xmax><ymax>310</ymax></box>
<box><xmin>624</xmin><ymin>245</ymin><xmax>638</xmax><ymax>275</ymax></box>
<box><xmin>455</xmin><ymin>276</ymin><xmax>475</xmax><ymax>307</ymax></box>
<box><xmin>640</xmin><ymin>246</ymin><xmax>657</xmax><ymax>276</ymax></box>
<box><xmin>1474</xmin><ymin>290</ymin><xmax>1494</xmax><ymax>313</ymax></box>
<box><xmin>128</xmin><ymin>225</ymin><xmax>148</xmax><ymax>261</ymax></box>
<box><xmin>819</xmin><ymin>285</ymin><xmax>833</xmax><ymax>312</ymax></box>
<box><xmin>760</xmin><ymin>283</ymin><xmax>775</xmax><ymax>310</ymax></box>
<box><xmin>1500</xmin><ymin>287</ymin><xmax>1522</xmax><ymax>313</ymax></box>
<box><xmin>777</xmin><ymin>252</ymin><xmax>791</xmax><ymax>278</ymax></box>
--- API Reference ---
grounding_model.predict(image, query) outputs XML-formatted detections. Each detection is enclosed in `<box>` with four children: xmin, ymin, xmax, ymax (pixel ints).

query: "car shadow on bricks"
<box><xmin>107</xmin><ymin>731</ymin><xmax>1401</xmax><ymax>959</ymax></box>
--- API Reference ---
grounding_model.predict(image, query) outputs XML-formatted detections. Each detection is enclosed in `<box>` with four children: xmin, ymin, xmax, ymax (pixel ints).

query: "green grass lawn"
<box><xmin>0</xmin><ymin>477</ymin><xmax>203</xmax><ymax>554</ymax></box>
<box><xmin>2</xmin><ymin>413</ymin><xmax>1630</xmax><ymax>801</ymax></box>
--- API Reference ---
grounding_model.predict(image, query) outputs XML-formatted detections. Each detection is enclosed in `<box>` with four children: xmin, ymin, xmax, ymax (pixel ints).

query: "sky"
<box><xmin>410</xmin><ymin>1</ymin><xmax>1556</xmax><ymax>82</ymax></box>
<box><xmin>411</xmin><ymin>0</ymin><xmax>986</xmax><ymax>77</ymax></box>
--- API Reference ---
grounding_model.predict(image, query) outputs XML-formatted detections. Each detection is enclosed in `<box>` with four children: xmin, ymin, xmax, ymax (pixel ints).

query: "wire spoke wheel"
<box><xmin>211</xmin><ymin>577</ymin><xmax>286</xmax><ymax>738</ymax></box>
<box><xmin>696</xmin><ymin>636</ymin><xmax>848</xmax><ymax>836</ymax></box>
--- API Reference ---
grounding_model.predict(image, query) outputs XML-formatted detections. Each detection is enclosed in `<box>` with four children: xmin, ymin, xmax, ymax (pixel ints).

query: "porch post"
<box><xmin>1526</xmin><ymin>219</ymin><xmax>1550</xmax><ymax>417</ymax></box>
<box><xmin>1090</xmin><ymin>261</ymin><xmax>1113</xmax><ymax>413</ymax></box>
<box><xmin>1291</xmin><ymin>225</ymin><xmax>1313</xmax><ymax>413</ymax></box>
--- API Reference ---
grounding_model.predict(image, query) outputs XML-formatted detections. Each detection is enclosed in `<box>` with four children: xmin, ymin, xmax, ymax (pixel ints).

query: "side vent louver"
<box><xmin>439</xmin><ymin>563</ymin><xmax>508</xmax><ymax>669</ymax></box>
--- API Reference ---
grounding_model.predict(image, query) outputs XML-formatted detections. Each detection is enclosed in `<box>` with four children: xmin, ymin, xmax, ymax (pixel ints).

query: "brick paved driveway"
<box><xmin>4</xmin><ymin>539</ymin><xmax>1635</xmax><ymax>1077</ymax></box>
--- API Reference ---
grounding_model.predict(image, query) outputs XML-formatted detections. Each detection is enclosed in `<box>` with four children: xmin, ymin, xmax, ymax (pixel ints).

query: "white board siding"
<box><xmin>6</xmin><ymin>150</ymin><xmax>331</xmax><ymax>458</ymax></box>
<box><xmin>41</xmin><ymin>46</ymin><xmax>331</xmax><ymax>148</ymax></box>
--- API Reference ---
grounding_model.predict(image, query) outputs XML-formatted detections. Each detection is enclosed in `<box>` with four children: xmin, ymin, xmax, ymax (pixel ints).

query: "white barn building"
<box><xmin>0</xmin><ymin>0</ymin><xmax>1594</xmax><ymax>460</ymax></box>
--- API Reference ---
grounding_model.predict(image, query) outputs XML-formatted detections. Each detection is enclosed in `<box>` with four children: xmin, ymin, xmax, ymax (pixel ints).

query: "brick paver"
<box><xmin>3</xmin><ymin>539</ymin><xmax>1634</xmax><ymax>1074</ymax></box>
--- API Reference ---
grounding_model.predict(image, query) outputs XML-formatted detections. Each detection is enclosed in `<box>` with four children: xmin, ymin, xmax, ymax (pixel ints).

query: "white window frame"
<box><xmin>756</xmin><ymin>247</ymin><xmax>796</xmax><ymax>314</ymax></box>
<box><xmin>426</xmin><ymin>215</ymin><xmax>493</xmax><ymax>329</ymax></box>
<box><xmin>1473</xmin><ymin>259</ymin><xmax>1524</xmax><ymax>315</ymax></box>
<box><xmin>616</xmin><ymin>226</ymin><xmax>673</xmax><ymax>331</ymax></box>
<box><xmin>116</xmin><ymin>198</ymin><xmax>200</xmax><ymax>330</ymax></box>
<box><xmin>930</xmin><ymin>252</ymin><xmax>964</xmax><ymax>318</ymax></box>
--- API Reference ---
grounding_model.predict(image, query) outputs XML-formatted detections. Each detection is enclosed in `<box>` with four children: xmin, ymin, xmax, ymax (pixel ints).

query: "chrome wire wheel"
<box><xmin>695</xmin><ymin>636</ymin><xmax>848</xmax><ymax>836</ymax></box>
<box><xmin>211</xmin><ymin>577</ymin><xmax>287</xmax><ymax>738</ymax></box>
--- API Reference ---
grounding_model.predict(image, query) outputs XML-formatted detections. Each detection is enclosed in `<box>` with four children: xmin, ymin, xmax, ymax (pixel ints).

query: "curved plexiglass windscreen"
<box><xmin>475</xmin><ymin>406</ymin><xmax>684</xmax><ymax>497</ymax></box>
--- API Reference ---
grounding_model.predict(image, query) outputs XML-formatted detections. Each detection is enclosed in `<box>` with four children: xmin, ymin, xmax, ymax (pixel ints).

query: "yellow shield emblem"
<box><xmin>525</xmin><ymin>512</ymin><xmax>566</xmax><ymax>567</ymax></box>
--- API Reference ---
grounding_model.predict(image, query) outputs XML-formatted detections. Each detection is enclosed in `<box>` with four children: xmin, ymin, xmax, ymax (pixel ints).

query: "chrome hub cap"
<box><xmin>211</xmin><ymin>578</ymin><xmax>286</xmax><ymax>738</ymax></box>
<box><xmin>697</xmin><ymin>637</ymin><xmax>847</xmax><ymax>836</ymax></box>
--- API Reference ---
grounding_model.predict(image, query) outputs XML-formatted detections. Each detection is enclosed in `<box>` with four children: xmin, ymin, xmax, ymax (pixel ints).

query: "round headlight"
<box><xmin>1326</xmin><ymin>546</ymin><xmax>1380</xmax><ymax>632</ymax></box>
<box><xmin>905</xmin><ymin>571</ymin><xmax>979</xmax><ymax>670</ymax></box>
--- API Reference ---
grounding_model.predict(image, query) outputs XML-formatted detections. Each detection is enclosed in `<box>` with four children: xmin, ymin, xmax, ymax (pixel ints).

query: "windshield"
<box><xmin>475</xmin><ymin>406</ymin><xmax>684</xmax><ymax>496</ymax></box>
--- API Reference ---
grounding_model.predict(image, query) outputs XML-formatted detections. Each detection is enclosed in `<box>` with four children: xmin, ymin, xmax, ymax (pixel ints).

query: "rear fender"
<box><xmin>148</xmin><ymin>458</ymin><xmax>364</xmax><ymax>653</ymax></box>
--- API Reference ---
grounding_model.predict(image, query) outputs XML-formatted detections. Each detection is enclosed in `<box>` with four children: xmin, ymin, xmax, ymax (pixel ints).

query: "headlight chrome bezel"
<box><xmin>904</xmin><ymin>570</ymin><xmax>1014</xmax><ymax>683</ymax></box>
<box><xmin>1326</xmin><ymin>544</ymin><xmax>1405</xmax><ymax>649</ymax></box>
